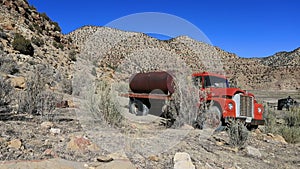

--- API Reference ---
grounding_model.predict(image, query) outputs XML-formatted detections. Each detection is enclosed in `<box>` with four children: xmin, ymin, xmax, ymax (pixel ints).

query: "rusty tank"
<box><xmin>129</xmin><ymin>71</ymin><xmax>175</xmax><ymax>95</ymax></box>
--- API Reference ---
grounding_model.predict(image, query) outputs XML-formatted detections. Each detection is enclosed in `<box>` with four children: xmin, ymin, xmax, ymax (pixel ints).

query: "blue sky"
<box><xmin>27</xmin><ymin>0</ymin><xmax>300</xmax><ymax>58</ymax></box>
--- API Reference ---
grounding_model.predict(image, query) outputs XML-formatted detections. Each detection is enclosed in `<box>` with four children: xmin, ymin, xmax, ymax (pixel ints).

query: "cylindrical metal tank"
<box><xmin>129</xmin><ymin>71</ymin><xmax>175</xmax><ymax>94</ymax></box>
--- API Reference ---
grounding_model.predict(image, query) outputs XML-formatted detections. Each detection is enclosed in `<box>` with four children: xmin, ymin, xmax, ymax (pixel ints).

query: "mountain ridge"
<box><xmin>0</xmin><ymin>0</ymin><xmax>299</xmax><ymax>90</ymax></box>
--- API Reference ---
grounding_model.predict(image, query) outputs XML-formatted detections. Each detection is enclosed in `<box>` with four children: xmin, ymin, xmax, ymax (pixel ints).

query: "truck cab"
<box><xmin>192</xmin><ymin>72</ymin><xmax>264</xmax><ymax>129</ymax></box>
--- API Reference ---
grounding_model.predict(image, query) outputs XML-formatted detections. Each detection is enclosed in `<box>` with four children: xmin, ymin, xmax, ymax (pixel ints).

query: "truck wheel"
<box><xmin>202</xmin><ymin>106</ymin><xmax>222</xmax><ymax>129</ymax></box>
<box><xmin>129</xmin><ymin>99</ymin><xmax>149</xmax><ymax>116</ymax></box>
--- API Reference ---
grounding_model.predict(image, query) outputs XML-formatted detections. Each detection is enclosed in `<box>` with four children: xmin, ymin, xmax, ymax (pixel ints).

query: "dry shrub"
<box><xmin>226</xmin><ymin>119</ymin><xmax>249</xmax><ymax>148</ymax></box>
<box><xmin>12</xmin><ymin>33</ymin><xmax>34</xmax><ymax>56</ymax></box>
<box><xmin>17</xmin><ymin>66</ymin><xmax>59</xmax><ymax>119</ymax></box>
<box><xmin>0</xmin><ymin>77</ymin><xmax>13</xmax><ymax>113</ymax></box>
<box><xmin>86</xmin><ymin>80</ymin><xmax>123</xmax><ymax>127</ymax></box>
<box><xmin>264</xmin><ymin>106</ymin><xmax>300</xmax><ymax>144</ymax></box>
<box><xmin>0</xmin><ymin>57</ymin><xmax>19</xmax><ymax>75</ymax></box>
<box><xmin>280</xmin><ymin>108</ymin><xmax>300</xmax><ymax>143</ymax></box>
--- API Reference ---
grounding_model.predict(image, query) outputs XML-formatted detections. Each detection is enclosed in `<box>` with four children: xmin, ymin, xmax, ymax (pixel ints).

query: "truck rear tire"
<box><xmin>202</xmin><ymin>106</ymin><xmax>222</xmax><ymax>130</ymax></box>
<box><xmin>129</xmin><ymin>99</ymin><xmax>149</xmax><ymax>116</ymax></box>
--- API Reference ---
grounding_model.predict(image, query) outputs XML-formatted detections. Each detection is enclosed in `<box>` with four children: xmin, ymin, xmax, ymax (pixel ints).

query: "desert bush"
<box><xmin>62</xmin><ymin>78</ymin><xmax>73</xmax><ymax>95</ymax></box>
<box><xmin>86</xmin><ymin>80</ymin><xmax>123</xmax><ymax>127</ymax></box>
<box><xmin>0</xmin><ymin>29</ymin><xmax>8</xmax><ymax>40</ymax></box>
<box><xmin>91</xmin><ymin>67</ymin><xmax>97</xmax><ymax>77</ymax></box>
<box><xmin>12</xmin><ymin>33</ymin><xmax>34</xmax><ymax>56</ymax></box>
<box><xmin>278</xmin><ymin>126</ymin><xmax>300</xmax><ymax>144</ymax></box>
<box><xmin>264</xmin><ymin>106</ymin><xmax>300</xmax><ymax>144</ymax></box>
<box><xmin>69</xmin><ymin>50</ymin><xmax>77</xmax><ymax>61</ymax></box>
<box><xmin>18</xmin><ymin>66</ymin><xmax>58</xmax><ymax>116</ymax></box>
<box><xmin>52</xmin><ymin>21</ymin><xmax>61</xmax><ymax>32</ymax></box>
<box><xmin>285</xmin><ymin>108</ymin><xmax>300</xmax><ymax>127</ymax></box>
<box><xmin>279</xmin><ymin>109</ymin><xmax>300</xmax><ymax>143</ymax></box>
<box><xmin>29</xmin><ymin>24</ymin><xmax>42</xmax><ymax>34</ymax></box>
<box><xmin>263</xmin><ymin>107</ymin><xmax>278</xmax><ymax>134</ymax></box>
<box><xmin>53</xmin><ymin>41</ymin><xmax>64</xmax><ymax>50</ymax></box>
<box><xmin>0</xmin><ymin>43</ymin><xmax>3</xmax><ymax>51</ymax></box>
<box><xmin>0</xmin><ymin>57</ymin><xmax>19</xmax><ymax>75</ymax></box>
<box><xmin>0</xmin><ymin>77</ymin><xmax>13</xmax><ymax>112</ymax></box>
<box><xmin>226</xmin><ymin>119</ymin><xmax>249</xmax><ymax>148</ymax></box>
<box><xmin>40</xmin><ymin>12</ymin><xmax>50</xmax><ymax>21</ymax></box>
<box><xmin>31</xmin><ymin>36</ymin><xmax>44</xmax><ymax>47</ymax></box>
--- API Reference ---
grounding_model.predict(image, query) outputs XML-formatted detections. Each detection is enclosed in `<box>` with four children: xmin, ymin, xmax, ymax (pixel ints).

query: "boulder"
<box><xmin>7</xmin><ymin>139</ymin><xmax>22</xmax><ymax>149</ymax></box>
<box><xmin>41</xmin><ymin>121</ymin><xmax>54</xmax><ymax>129</ymax></box>
<box><xmin>9</xmin><ymin>76</ymin><xmax>26</xmax><ymax>89</ymax></box>
<box><xmin>246</xmin><ymin>146</ymin><xmax>261</xmax><ymax>158</ymax></box>
<box><xmin>173</xmin><ymin>152</ymin><xmax>195</xmax><ymax>169</ymax></box>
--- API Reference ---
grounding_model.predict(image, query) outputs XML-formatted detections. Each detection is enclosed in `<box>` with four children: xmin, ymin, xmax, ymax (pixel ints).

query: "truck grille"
<box><xmin>240</xmin><ymin>95</ymin><xmax>253</xmax><ymax>117</ymax></box>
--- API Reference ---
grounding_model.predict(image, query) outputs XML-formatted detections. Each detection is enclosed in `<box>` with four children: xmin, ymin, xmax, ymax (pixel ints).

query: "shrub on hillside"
<box><xmin>226</xmin><ymin>119</ymin><xmax>249</xmax><ymax>148</ymax></box>
<box><xmin>0</xmin><ymin>57</ymin><xmax>19</xmax><ymax>75</ymax></box>
<box><xmin>86</xmin><ymin>80</ymin><xmax>123</xmax><ymax>127</ymax></box>
<box><xmin>0</xmin><ymin>29</ymin><xmax>8</xmax><ymax>40</ymax></box>
<box><xmin>31</xmin><ymin>36</ymin><xmax>44</xmax><ymax>47</ymax></box>
<box><xmin>0</xmin><ymin>77</ymin><xmax>13</xmax><ymax>112</ymax></box>
<box><xmin>12</xmin><ymin>33</ymin><xmax>34</xmax><ymax>56</ymax></box>
<box><xmin>264</xmin><ymin>107</ymin><xmax>300</xmax><ymax>144</ymax></box>
<box><xmin>52</xmin><ymin>41</ymin><xmax>64</xmax><ymax>50</ymax></box>
<box><xmin>40</xmin><ymin>12</ymin><xmax>50</xmax><ymax>21</ymax></box>
<box><xmin>69</xmin><ymin>50</ymin><xmax>77</xmax><ymax>62</ymax></box>
<box><xmin>17</xmin><ymin>66</ymin><xmax>59</xmax><ymax>118</ymax></box>
<box><xmin>52</xmin><ymin>21</ymin><xmax>61</xmax><ymax>32</ymax></box>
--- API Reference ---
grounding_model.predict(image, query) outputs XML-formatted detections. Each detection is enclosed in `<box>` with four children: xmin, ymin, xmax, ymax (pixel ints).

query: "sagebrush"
<box><xmin>264</xmin><ymin>107</ymin><xmax>300</xmax><ymax>144</ymax></box>
<box><xmin>226</xmin><ymin>119</ymin><xmax>249</xmax><ymax>148</ymax></box>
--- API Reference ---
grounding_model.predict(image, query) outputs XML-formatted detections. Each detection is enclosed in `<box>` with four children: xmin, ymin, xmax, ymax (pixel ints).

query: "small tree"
<box><xmin>12</xmin><ymin>33</ymin><xmax>34</xmax><ymax>56</ymax></box>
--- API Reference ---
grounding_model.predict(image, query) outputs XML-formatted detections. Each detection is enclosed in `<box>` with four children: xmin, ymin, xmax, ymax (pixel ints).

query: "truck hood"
<box><xmin>208</xmin><ymin>88</ymin><xmax>254</xmax><ymax>97</ymax></box>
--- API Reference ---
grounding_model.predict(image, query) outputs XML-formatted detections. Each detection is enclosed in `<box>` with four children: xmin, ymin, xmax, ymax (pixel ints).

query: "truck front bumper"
<box><xmin>225</xmin><ymin>117</ymin><xmax>265</xmax><ymax>125</ymax></box>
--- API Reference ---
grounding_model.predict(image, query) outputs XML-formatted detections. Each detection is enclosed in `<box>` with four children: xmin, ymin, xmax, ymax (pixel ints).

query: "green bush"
<box><xmin>264</xmin><ymin>107</ymin><xmax>300</xmax><ymax>144</ymax></box>
<box><xmin>226</xmin><ymin>119</ymin><xmax>249</xmax><ymax>148</ymax></box>
<box><xmin>31</xmin><ymin>36</ymin><xmax>44</xmax><ymax>47</ymax></box>
<box><xmin>0</xmin><ymin>77</ymin><xmax>13</xmax><ymax>110</ymax></box>
<box><xmin>29</xmin><ymin>24</ymin><xmax>43</xmax><ymax>34</ymax></box>
<box><xmin>0</xmin><ymin>29</ymin><xmax>8</xmax><ymax>40</ymax></box>
<box><xmin>69</xmin><ymin>50</ymin><xmax>77</xmax><ymax>61</ymax></box>
<box><xmin>52</xmin><ymin>21</ymin><xmax>61</xmax><ymax>32</ymax></box>
<box><xmin>264</xmin><ymin>108</ymin><xmax>278</xmax><ymax>134</ymax></box>
<box><xmin>40</xmin><ymin>12</ymin><xmax>50</xmax><ymax>21</ymax></box>
<box><xmin>87</xmin><ymin>81</ymin><xmax>123</xmax><ymax>127</ymax></box>
<box><xmin>52</xmin><ymin>41</ymin><xmax>64</xmax><ymax>50</ymax></box>
<box><xmin>12</xmin><ymin>33</ymin><xmax>34</xmax><ymax>56</ymax></box>
<box><xmin>18</xmin><ymin>65</ymin><xmax>59</xmax><ymax>117</ymax></box>
<box><xmin>0</xmin><ymin>57</ymin><xmax>19</xmax><ymax>75</ymax></box>
<box><xmin>279</xmin><ymin>126</ymin><xmax>300</xmax><ymax>144</ymax></box>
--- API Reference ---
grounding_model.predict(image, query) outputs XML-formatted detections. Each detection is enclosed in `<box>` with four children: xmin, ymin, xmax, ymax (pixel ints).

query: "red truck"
<box><xmin>125</xmin><ymin>71</ymin><xmax>264</xmax><ymax>129</ymax></box>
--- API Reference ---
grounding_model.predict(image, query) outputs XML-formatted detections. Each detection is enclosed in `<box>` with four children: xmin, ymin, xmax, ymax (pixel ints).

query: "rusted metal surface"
<box><xmin>129</xmin><ymin>71</ymin><xmax>175</xmax><ymax>94</ymax></box>
<box><xmin>120</xmin><ymin>92</ymin><xmax>172</xmax><ymax>100</ymax></box>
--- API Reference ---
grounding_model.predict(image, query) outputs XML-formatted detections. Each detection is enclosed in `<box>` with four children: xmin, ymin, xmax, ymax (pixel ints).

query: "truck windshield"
<box><xmin>204</xmin><ymin>76</ymin><xmax>229</xmax><ymax>88</ymax></box>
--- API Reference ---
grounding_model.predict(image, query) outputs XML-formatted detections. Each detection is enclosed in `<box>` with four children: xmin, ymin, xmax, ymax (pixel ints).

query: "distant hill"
<box><xmin>68</xmin><ymin>26</ymin><xmax>299</xmax><ymax>90</ymax></box>
<box><xmin>0</xmin><ymin>0</ymin><xmax>299</xmax><ymax>91</ymax></box>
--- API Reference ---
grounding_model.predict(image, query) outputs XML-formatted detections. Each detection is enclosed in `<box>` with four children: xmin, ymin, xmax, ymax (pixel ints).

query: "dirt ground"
<box><xmin>0</xmin><ymin>90</ymin><xmax>299</xmax><ymax>169</ymax></box>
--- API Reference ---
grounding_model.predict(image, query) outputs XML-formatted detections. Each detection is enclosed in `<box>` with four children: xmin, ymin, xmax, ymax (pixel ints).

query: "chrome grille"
<box><xmin>240</xmin><ymin>95</ymin><xmax>253</xmax><ymax>117</ymax></box>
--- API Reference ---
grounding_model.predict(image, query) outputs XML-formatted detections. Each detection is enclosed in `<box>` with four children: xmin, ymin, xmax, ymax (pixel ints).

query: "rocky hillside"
<box><xmin>0</xmin><ymin>0</ymin><xmax>76</xmax><ymax>92</ymax></box>
<box><xmin>68</xmin><ymin>26</ymin><xmax>299</xmax><ymax>90</ymax></box>
<box><xmin>1</xmin><ymin>0</ymin><xmax>299</xmax><ymax>91</ymax></box>
<box><xmin>0</xmin><ymin>1</ymin><xmax>300</xmax><ymax>169</ymax></box>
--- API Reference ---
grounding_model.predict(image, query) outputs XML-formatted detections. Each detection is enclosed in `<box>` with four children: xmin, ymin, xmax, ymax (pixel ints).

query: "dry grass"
<box><xmin>264</xmin><ymin>107</ymin><xmax>300</xmax><ymax>144</ymax></box>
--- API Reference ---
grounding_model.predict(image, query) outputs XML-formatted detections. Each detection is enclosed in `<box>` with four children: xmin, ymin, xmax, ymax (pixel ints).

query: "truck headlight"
<box><xmin>228</xmin><ymin>103</ymin><xmax>234</xmax><ymax>110</ymax></box>
<box><xmin>258</xmin><ymin>107</ymin><xmax>262</xmax><ymax>113</ymax></box>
